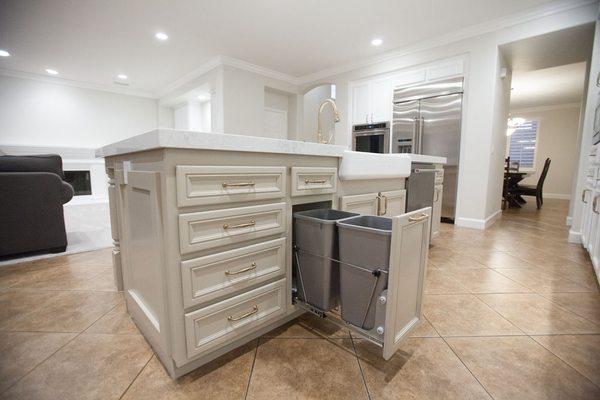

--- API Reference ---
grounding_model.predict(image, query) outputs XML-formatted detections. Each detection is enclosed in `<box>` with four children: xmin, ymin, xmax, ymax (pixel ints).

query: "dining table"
<box><xmin>503</xmin><ymin>171</ymin><xmax>533</xmax><ymax>208</ymax></box>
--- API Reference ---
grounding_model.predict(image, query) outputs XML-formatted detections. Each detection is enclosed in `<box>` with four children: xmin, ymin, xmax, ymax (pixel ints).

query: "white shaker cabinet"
<box><xmin>432</xmin><ymin>184</ymin><xmax>443</xmax><ymax>237</ymax></box>
<box><xmin>351</xmin><ymin>78</ymin><xmax>392</xmax><ymax>124</ymax></box>
<box><xmin>340</xmin><ymin>190</ymin><xmax>406</xmax><ymax>217</ymax></box>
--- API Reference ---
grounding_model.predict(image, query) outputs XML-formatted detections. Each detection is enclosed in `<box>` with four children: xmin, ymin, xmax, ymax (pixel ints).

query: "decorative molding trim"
<box><xmin>568</xmin><ymin>229</ymin><xmax>582</xmax><ymax>243</ymax></box>
<box><xmin>511</xmin><ymin>102</ymin><xmax>582</xmax><ymax>114</ymax></box>
<box><xmin>0</xmin><ymin>68</ymin><xmax>157</xmax><ymax>99</ymax></box>
<box><xmin>298</xmin><ymin>0</ymin><xmax>596</xmax><ymax>84</ymax></box>
<box><xmin>220</xmin><ymin>56</ymin><xmax>301</xmax><ymax>86</ymax></box>
<box><xmin>455</xmin><ymin>209</ymin><xmax>502</xmax><ymax>230</ymax></box>
<box><xmin>566</xmin><ymin>215</ymin><xmax>573</xmax><ymax>226</ymax></box>
<box><xmin>156</xmin><ymin>56</ymin><xmax>223</xmax><ymax>98</ymax></box>
<box><xmin>544</xmin><ymin>193</ymin><xmax>572</xmax><ymax>200</ymax></box>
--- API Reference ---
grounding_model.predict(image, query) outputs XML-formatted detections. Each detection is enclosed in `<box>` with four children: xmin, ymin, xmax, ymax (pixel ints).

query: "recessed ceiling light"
<box><xmin>0</xmin><ymin>49</ymin><xmax>10</xmax><ymax>57</ymax></box>
<box><xmin>117</xmin><ymin>74</ymin><xmax>128</xmax><ymax>80</ymax></box>
<box><xmin>45</xmin><ymin>68</ymin><xmax>58</xmax><ymax>75</ymax></box>
<box><xmin>155</xmin><ymin>32</ymin><xmax>169</xmax><ymax>41</ymax></box>
<box><xmin>371</xmin><ymin>38</ymin><xmax>383</xmax><ymax>46</ymax></box>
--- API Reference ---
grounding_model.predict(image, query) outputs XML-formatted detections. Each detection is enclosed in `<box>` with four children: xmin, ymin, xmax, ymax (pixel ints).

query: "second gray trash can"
<box><xmin>336</xmin><ymin>215</ymin><xmax>393</xmax><ymax>330</ymax></box>
<box><xmin>293</xmin><ymin>209</ymin><xmax>359</xmax><ymax>311</ymax></box>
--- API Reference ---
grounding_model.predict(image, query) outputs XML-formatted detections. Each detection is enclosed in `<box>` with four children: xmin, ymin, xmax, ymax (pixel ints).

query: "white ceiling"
<box><xmin>510</xmin><ymin>62</ymin><xmax>587</xmax><ymax>109</ymax></box>
<box><xmin>0</xmin><ymin>0</ymin><xmax>562</xmax><ymax>94</ymax></box>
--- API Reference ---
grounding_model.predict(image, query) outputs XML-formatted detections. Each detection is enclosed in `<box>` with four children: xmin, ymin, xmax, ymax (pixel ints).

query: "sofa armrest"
<box><xmin>61</xmin><ymin>181</ymin><xmax>74</xmax><ymax>204</ymax></box>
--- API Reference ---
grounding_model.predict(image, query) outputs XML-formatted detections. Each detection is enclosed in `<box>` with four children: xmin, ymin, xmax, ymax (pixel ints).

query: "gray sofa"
<box><xmin>0</xmin><ymin>155</ymin><xmax>74</xmax><ymax>257</ymax></box>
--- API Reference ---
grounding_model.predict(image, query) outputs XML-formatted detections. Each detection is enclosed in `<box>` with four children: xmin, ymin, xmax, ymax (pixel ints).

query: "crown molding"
<box><xmin>298</xmin><ymin>0</ymin><xmax>598</xmax><ymax>84</ymax></box>
<box><xmin>219</xmin><ymin>55</ymin><xmax>301</xmax><ymax>86</ymax></box>
<box><xmin>155</xmin><ymin>56</ymin><xmax>223</xmax><ymax>98</ymax></box>
<box><xmin>511</xmin><ymin>102</ymin><xmax>582</xmax><ymax>113</ymax></box>
<box><xmin>0</xmin><ymin>68</ymin><xmax>158</xmax><ymax>98</ymax></box>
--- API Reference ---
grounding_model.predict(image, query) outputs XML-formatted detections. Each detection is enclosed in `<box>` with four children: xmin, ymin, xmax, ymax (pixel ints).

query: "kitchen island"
<box><xmin>97</xmin><ymin>128</ymin><xmax>445</xmax><ymax>378</ymax></box>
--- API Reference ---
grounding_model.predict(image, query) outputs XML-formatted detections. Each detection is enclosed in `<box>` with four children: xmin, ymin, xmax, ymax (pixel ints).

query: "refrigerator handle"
<box><xmin>412</xmin><ymin>117</ymin><xmax>419</xmax><ymax>153</ymax></box>
<box><xmin>418</xmin><ymin>116</ymin><xmax>424</xmax><ymax>154</ymax></box>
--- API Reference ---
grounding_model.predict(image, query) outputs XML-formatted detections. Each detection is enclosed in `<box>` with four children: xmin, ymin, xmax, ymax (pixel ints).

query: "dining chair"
<box><xmin>512</xmin><ymin>158</ymin><xmax>551</xmax><ymax>209</ymax></box>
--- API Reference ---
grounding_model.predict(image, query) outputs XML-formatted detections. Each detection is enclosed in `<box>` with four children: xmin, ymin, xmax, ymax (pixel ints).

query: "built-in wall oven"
<box><xmin>352</xmin><ymin>122</ymin><xmax>390</xmax><ymax>153</ymax></box>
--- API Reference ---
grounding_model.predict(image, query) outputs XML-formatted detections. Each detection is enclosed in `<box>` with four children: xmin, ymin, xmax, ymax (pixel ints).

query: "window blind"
<box><xmin>508</xmin><ymin>120</ymin><xmax>538</xmax><ymax>169</ymax></box>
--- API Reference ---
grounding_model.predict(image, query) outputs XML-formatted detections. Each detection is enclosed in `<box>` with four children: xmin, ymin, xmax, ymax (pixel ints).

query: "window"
<box><xmin>508</xmin><ymin>120</ymin><xmax>538</xmax><ymax>169</ymax></box>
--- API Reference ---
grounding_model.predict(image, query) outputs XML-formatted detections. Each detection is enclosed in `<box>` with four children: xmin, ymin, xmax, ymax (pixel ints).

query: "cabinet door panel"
<box><xmin>371</xmin><ymin>78</ymin><xmax>392</xmax><ymax>123</ymax></box>
<box><xmin>383</xmin><ymin>207</ymin><xmax>430</xmax><ymax>360</ymax></box>
<box><xmin>339</xmin><ymin>193</ymin><xmax>379</xmax><ymax>215</ymax></box>
<box><xmin>379</xmin><ymin>190</ymin><xmax>406</xmax><ymax>217</ymax></box>
<box><xmin>431</xmin><ymin>185</ymin><xmax>443</xmax><ymax>237</ymax></box>
<box><xmin>352</xmin><ymin>82</ymin><xmax>371</xmax><ymax>124</ymax></box>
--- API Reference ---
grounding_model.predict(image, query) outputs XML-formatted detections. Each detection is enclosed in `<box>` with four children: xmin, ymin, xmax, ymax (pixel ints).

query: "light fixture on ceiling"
<box><xmin>117</xmin><ymin>74</ymin><xmax>128</xmax><ymax>80</ymax></box>
<box><xmin>155</xmin><ymin>32</ymin><xmax>169</xmax><ymax>41</ymax></box>
<box><xmin>0</xmin><ymin>49</ymin><xmax>10</xmax><ymax>57</ymax></box>
<box><xmin>45</xmin><ymin>68</ymin><xmax>59</xmax><ymax>75</ymax></box>
<box><xmin>371</xmin><ymin>38</ymin><xmax>383</xmax><ymax>46</ymax></box>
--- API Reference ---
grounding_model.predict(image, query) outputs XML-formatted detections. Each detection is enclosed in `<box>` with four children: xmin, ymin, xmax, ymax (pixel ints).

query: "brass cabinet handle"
<box><xmin>594</xmin><ymin>196</ymin><xmax>600</xmax><ymax>214</ymax></box>
<box><xmin>222</xmin><ymin>181</ymin><xmax>255</xmax><ymax>188</ymax></box>
<box><xmin>225</xmin><ymin>262</ymin><xmax>257</xmax><ymax>276</ymax></box>
<box><xmin>408</xmin><ymin>213</ymin><xmax>429</xmax><ymax>223</ymax></box>
<box><xmin>582</xmin><ymin>189</ymin><xmax>590</xmax><ymax>203</ymax></box>
<box><xmin>304</xmin><ymin>178</ymin><xmax>327</xmax><ymax>184</ymax></box>
<box><xmin>228</xmin><ymin>305</ymin><xmax>259</xmax><ymax>322</ymax></box>
<box><xmin>434</xmin><ymin>188</ymin><xmax>440</xmax><ymax>202</ymax></box>
<box><xmin>223</xmin><ymin>220</ymin><xmax>255</xmax><ymax>230</ymax></box>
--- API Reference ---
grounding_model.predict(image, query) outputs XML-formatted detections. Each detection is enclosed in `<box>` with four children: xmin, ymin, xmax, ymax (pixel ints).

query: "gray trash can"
<box><xmin>336</xmin><ymin>215</ymin><xmax>392</xmax><ymax>330</ymax></box>
<box><xmin>293</xmin><ymin>209</ymin><xmax>359</xmax><ymax>311</ymax></box>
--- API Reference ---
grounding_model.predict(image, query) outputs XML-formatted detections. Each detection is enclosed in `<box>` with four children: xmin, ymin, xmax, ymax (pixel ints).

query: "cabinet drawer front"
<box><xmin>176</xmin><ymin>166</ymin><xmax>286</xmax><ymax>207</ymax></box>
<box><xmin>291</xmin><ymin>167</ymin><xmax>338</xmax><ymax>197</ymax></box>
<box><xmin>181</xmin><ymin>238</ymin><xmax>286</xmax><ymax>308</ymax></box>
<box><xmin>184</xmin><ymin>279</ymin><xmax>286</xmax><ymax>358</ymax></box>
<box><xmin>179</xmin><ymin>203</ymin><xmax>286</xmax><ymax>253</ymax></box>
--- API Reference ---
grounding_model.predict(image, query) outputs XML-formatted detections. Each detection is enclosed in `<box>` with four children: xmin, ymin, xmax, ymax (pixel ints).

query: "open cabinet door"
<box><xmin>382</xmin><ymin>207</ymin><xmax>431</xmax><ymax>360</ymax></box>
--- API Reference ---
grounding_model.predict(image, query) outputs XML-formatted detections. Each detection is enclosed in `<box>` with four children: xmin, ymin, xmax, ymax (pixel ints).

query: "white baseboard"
<box><xmin>566</xmin><ymin>216</ymin><xmax>573</xmax><ymax>226</ymax></box>
<box><xmin>568</xmin><ymin>229</ymin><xmax>582</xmax><ymax>244</ymax></box>
<box><xmin>544</xmin><ymin>193</ymin><xmax>571</xmax><ymax>200</ymax></box>
<box><xmin>455</xmin><ymin>210</ymin><xmax>502</xmax><ymax>230</ymax></box>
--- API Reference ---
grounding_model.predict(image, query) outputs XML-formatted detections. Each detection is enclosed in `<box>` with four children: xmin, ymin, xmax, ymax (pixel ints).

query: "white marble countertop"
<box><xmin>95</xmin><ymin>129</ymin><xmax>346</xmax><ymax>158</ymax></box>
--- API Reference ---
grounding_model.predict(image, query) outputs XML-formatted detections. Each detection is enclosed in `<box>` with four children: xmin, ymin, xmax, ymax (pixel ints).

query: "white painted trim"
<box><xmin>455</xmin><ymin>209</ymin><xmax>502</xmax><ymax>230</ymax></box>
<box><xmin>0</xmin><ymin>68</ymin><xmax>157</xmax><ymax>99</ymax></box>
<box><xmin>299</xmin><ymin>0</ymin><xmax>596</xmax><ymax>84</ymax></box>
<box><xmin>220</xmin><ymin>56</ymin><xmax>300</xmax><ymax>85</ymax></box>
<box><xmin>566</xmin><ymin>215</ymin><xmax>573</xmax><ymax>226</ymax></box>
<box><xmin>511</xmin><ymin>103</ymin><xmax>582</xmax><ymax>114</ymax></box>
<box><xmin>156</xmin><ymin>56</ymin><xmax>223</xmax><ymax>98</ymax></box>
<box><xmin>568</xmin><ymin>229</ymin><xmax>582</xmax><ymax>243</ymax></box>
<box><xmin>544</xmin><ymin>193</ymin><xmax>572</xmax><ymax>200</ymax></box>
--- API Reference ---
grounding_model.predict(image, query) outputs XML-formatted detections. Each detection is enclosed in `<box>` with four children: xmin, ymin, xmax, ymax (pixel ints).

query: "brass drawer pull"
<box><xmin>223</xmin><ymin>220</ymin><xmax>256</xmax><ymax>230</ymax></box>
<box><xmin>222</xmin><ymin>181</ymin><xmax>255</xmax><ymax>188</ymax></box>
<box><xmin>594</xmin><ymin>196</ymin><xmax>600</xmax><ymax>214</ymax></box>
<box><xmin>228</xmin><ymin>305</ymin><xmax>259</xmax><ymax>322</ymax></box>
<box><xmin>409</xmin><ymin>213</ymin><xmax>429</xmax><ymax>223</ymax></box>
<box><xmin>582</xmin><ymin>189</ymin><xmax>590</xmax><ymax>203</ymax></box>
<box><xmin>225</xmin><ymin>262</ymin><xmax>257</xmax><ymax>276</ymax></box>
<box><xmin>304</xmin><ymin>178</ymin><xmax>327</xmax><ymax>184</ymax></box>
<box><xmin>377</xmin><ymin>194</ymin><xmax>388</xmax><ymax>216</ymax></box>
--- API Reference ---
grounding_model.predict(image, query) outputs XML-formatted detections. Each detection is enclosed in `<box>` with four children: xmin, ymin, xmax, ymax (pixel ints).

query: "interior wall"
<box><xmin>511</xmin><ymin>104</ymin><xmax>582</xmax><ymax>199</ymax></box>
<box><xmin>0</xmin><ymin>74</ymin><xmax>158</xmax><ymax>148</ymax></box>
<box><xmin>299</xmin><ymin>2</ymin><xmax>596</xmax><ymax>228</ymax></box>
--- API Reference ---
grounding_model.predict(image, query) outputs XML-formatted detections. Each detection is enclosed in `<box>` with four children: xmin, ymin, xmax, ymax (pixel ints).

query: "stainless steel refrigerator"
<box><xmin>392</xmin><ymin>77</ymin><xmax>463</xmax><ymax>222</ymax></box>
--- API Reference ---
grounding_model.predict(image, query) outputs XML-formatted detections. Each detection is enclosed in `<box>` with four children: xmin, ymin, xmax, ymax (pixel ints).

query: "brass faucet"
<box><xmin>317</xmin><ymin>98</ymin><xmax>341</xmax><ymax>144</ymax></box>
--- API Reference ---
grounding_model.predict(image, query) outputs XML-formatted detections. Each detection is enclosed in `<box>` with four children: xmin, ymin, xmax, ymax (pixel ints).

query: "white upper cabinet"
<box><xmin>352</xmin><ymin>78</ymin><xmax>392</xmax><ymax>124</ymax></box>
<box><xmin>352</xmin><ymin>82</ymin><xmax>372</xmax><ymax>124</ymax></box>
<box><xmin>371</xmin><ymin>78</ymin><xmax>392</xmax><ymax>123</ymax></box>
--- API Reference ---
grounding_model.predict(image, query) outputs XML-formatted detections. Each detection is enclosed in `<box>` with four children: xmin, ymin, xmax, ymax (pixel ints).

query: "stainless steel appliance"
<box><xmin>406</xmin><ymin>164</ymin><xmax>435</xmax><ymax>212</ymax></box>
<box><xmin>392</xmin><ymin>77</ymin><xmax>463</xmax><ymax>222</ymax></box>
<box><xmin>352</xmin><ymin>122</ymin><xmax>390</xmax><ymax>154</ymax></box>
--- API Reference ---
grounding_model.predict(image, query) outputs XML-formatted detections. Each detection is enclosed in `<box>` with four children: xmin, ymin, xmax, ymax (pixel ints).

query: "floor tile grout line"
<box><xmin>0</xmin><ymin>298</ymin><xmax>120</xmax><ymax>396</ymax></box>
<box><xmin>243</xmin><ymin>339</ymin><xmax>259</xmax><ymax>400</ymax></box>
<box><xmin>536</xmin><ymin>292</ymin><xmax>600</xmax><ymax>327</ymax></box>
<box><xmin>118</xmin><ymin>354</ymin><xmax>154</xmax><ymax>400</ymax></box>
<box><xmin>349</xmin><ymin>333</ymin><xmax>372</xmax><ymax>400</ymax></box>
<box><xmin>528</xmin><ymin>335</ymin><xmax>600</xmax><ymax>390</ymax></box>
<box><xmin>470</xmin><ymin>293</ymin><xmax>531</xmax><ymax>336</ymax></box>
<box><xmin>424</xmin><ymin>313</ymin><xmax>496</xmax><ymax>400</ymax></box>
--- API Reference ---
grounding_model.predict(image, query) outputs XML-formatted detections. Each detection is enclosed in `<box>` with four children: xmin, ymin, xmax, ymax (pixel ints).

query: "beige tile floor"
<box><xmin>0</xmin><ymin>199</ymin><xmax>599</xmax><ymax>399</ymax></box>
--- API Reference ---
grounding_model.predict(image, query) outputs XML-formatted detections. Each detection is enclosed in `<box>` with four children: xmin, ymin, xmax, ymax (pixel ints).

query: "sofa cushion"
<box><xmin>0</xmin><ymin>154</ymin><xmax>64</xmax><ymax>179</ymax></box>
